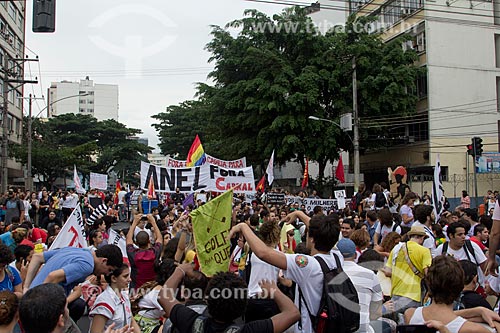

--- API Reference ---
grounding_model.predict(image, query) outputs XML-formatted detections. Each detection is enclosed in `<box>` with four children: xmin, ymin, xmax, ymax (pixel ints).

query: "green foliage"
<box><xmin>152</xmin><ymin>7</ymin><xmax>420</xmax><ymax>179</ymax></box>
<box><xmin>11</xmin><ymin>114</ymin><xmax>151</xmax><ymax>187</ymax></box>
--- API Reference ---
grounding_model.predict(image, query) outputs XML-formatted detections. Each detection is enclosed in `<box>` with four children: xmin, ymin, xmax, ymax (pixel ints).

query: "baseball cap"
<box><xmin>337</xmin><ymin>238</ymin><xmax>356</xmax><ymax>258</ymax></box>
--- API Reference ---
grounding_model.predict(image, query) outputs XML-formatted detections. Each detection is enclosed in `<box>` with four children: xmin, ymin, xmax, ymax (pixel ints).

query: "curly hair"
<box><xmin>380</xmin><ymin>232</ymin><xmax>401</xmax><ymax>253</ymax></box>
<box><xmin>206</xmin><ymin>272</ymin><xmax>248</xmax><ymax>322</ymax></box>
<box><xmin>258</xmin><ymin>221</ymin><xmax>280</xmax><ymax>246</ymax></box>
<box><xmin>0</xmin><ymin>290</ymin><xmax>18</xmax><ymax>325</ymax></box>
<box><xmin>350</xmin><ymin>229</ymin><xmax>370</xmax><ymax>250</ymax></box>
<box><xmin>426</xmin><ymin>255</ymin><xmax>464</xmax><ymax>305</ymax></box>
<box><xmin>0</xmin><ymin>244</ymin><xmax>14</xmax><ymax>265</ymax></box>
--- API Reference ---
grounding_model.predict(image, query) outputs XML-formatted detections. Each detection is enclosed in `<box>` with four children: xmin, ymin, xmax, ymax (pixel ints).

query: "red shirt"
<box><xmin>126</xmin><ymin>242</ymin><xmax>162</xmax><ymax>288</ymax></box>
<box><xmin>30</xmin><ymin>228</ymin><xmax>47</xmax><ymax>244</ymax></box>
<box><xmin>470</xmin><ymin>236</ymin><xmax>487</xmax><ymax>251</ymax></box>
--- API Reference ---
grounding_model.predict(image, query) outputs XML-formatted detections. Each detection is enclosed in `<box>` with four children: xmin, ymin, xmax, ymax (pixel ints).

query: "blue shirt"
<box><xmin>0</xmin><ymin>232</ymin><xmax>15</xmax><ymax>254</ymax></box>
<box><xmin>30</xmin><ymin>247</ymin><xmax>94</xmax><ymax>295</ymax></box>
<box><xmin>0</xmin><ymin>267</ymin><xmax>21</xmax><ymax>292</ymax></box>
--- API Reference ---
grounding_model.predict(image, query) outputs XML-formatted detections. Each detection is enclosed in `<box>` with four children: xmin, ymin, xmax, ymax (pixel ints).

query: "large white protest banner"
<box><xmin>109</xmin><ymin>228</ymin><xmax>129</xmax><ymax>264</ymax></box>
<box><xmin>49</xmin><ymin>206</ymin><xmax>87</xmax><ymax>250</ymax></box>
<box><xmin>141</xmin><ymin>161</ymin><xmax>255</xmax><ymax>194</ymax></box>
<box><xmin>90</xmin><ymin>172</ymin><xmax>108</xmax><ymax>190</ymax></box>
<box><xmin>165</xmin><ymin>154</ymin><xmax>247</xmax><ymax>169</ymax></box>
<box><xmin>302</xmin><ymin>198</ymin><xmax>336</xmax><ymax>213</ymax></box>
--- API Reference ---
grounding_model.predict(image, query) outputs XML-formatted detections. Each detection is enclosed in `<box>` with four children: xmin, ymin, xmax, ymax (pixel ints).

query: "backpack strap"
<box><xmin>5</xmin><ymin>266</ymin><xmax>14</xmax><ymax>283</ymax></box>
<box><xmin>401</xmin><ymin>242</ymin><xmax>425</xmax><ymax>279</ymax></box>
<box><xmin>443</xmin><ymin>241</ymin><xmax>449</xmax><ymax>254</ymax></box>
<box><xmin>192</xmin><ymin>315</ymin><xmax>207</xmax><ymax>333</ymax></box>
<box><xmin>463</xmin><ymin>240</ymin><xmax>478</xmax><ymax>265</ymax></box>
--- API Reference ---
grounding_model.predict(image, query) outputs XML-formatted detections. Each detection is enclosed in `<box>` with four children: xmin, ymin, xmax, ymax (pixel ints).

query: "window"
<box><xmin>80</xmin><ymin>99</ymin><xmax>86</xmax><ymax>104</ymax></box>
<box><xmin>79</xmin><ymin>90</ymin><xmax>86</xmax><ymax>94</ymax></box>
<box><xmin>8</xmin><ymin>3</ymin><xmax>16</xmax><ymax>21</ymax></box>
<box><xmin>7</xmin><ymin>114</ymin><xmax>12</xmax><ymax>132</ymax></box>
<box><xmin>79</xmin><ymin>108</ymin><xmax>85</xmax><ymax>113</ymax></box>
<box><xmin>88</xmin><ymin>91</ymin><xmax>94</xmax><ymax>95</ymax></box>
<box><xmin>16</xmin><ymin>91</ymin><xmax>21</xmax><ymax>108</ymax></box>
<box><xmin>87</xmin><ymin>108</ymin><xmax>94</xmax><ymax>113</ymax></box>
<box><xmin>15</xmin><ymin>117</ymin><xmax>20</xmax><ymax>134</ymax></box>
<box><xmin>416</xmin><ymin>68</ymin><xmax>428</xmax><ymax>99</ymax></box>
<box><xmin>496</xmin><ymin>77</ymin><xmax>500</xmax><ymax>112</ymax></box>
<box><xmin>88</xmin><ymin>100</ymin><xmax>94</xmax><ymax>104</ymax></box>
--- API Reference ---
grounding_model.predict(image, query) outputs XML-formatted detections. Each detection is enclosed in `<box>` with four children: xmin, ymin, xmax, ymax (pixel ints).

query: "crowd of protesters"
<box><xmin>0</xmin><ymin>183</ymin><xmax>499</xmax><ymax>333</ymax></box>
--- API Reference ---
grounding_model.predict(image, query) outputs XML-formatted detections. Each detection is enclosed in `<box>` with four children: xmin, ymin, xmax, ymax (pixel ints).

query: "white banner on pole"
<box><xmin>141</xmin><ymin>161</ymin><xmax>255</xmax><ymax>194</ymax></box>
<box><xmin>108</xmin><ymin>228</ymin><xmax>129</xmax><ymax>264</ymax></box>
<box><xmin>90</xmin><ymin>172</ymin><xmax>108</xmax><ymax>190</ymax></box>
<box><xmin>73</xmin><ymin>165</ymin><xmax>86</xmax><ymax>194</ymax></box>
<box><xmin>49</xmin><ymin>206</ymin><xmax>87</xmax><ymax>250</ymax></box>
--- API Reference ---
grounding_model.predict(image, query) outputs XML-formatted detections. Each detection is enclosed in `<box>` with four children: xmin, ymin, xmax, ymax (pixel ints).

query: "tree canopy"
<box><xmin>11</xmin><ymin>113</ymin><xmax>151</xmax><ymax>187</ymax></box>
<box><xmin>152</xmin><ymin>7</ymin><xmax>420</xmax><ymax>179</ymax></box>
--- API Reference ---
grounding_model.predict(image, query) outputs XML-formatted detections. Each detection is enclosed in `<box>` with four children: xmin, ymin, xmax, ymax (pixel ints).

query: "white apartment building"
<box><xmin>309</xmin><ymin>0</ymin><xmax>500</xmax><ymax>200</ymax></box>
<box><xmin>48</xmin><ymin>77</ymin><xmax>119</xmax><ymax>121</ymax></box>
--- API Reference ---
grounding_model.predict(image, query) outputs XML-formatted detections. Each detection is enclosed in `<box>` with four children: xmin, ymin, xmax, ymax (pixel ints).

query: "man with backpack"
<box><xmin>229</xmin><ymin>210</ymin><xmax>360</xmax><ymax>333</ymax></box>
<box><xmin>382</xmin><ymin>225</ymin><xmax>431</xmax><ymax>314</ymax></box>
<box><xmin>433</xmin><ymin>221</ymin><xmax>487</xmax><ymax>288</ymax></box>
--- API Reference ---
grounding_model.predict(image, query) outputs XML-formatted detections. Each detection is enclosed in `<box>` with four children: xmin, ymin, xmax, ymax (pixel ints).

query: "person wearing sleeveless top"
<box><xmin>404</xmin><ymin>255</ymin><xmax>498</xmax><ymax>333</ymax></box>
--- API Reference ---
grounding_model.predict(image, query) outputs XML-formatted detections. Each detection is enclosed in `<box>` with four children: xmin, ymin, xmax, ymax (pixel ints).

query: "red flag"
<box><xmin>301</xmin><ymin>159</ymin><xmax>309</xmax><ymax>189</ymax></box>
<box><xmin>256</xmin><ymin>175</ymin><xmax>266</xmax><ymax>192</ymax></box>
<box><xmin>114</xmin><ymin>179</ymin><xmax>121</xmax><ymax>205</ymax></box>
<box><xmin>335</xmin><ymin>156</ymin><xmax>345</xmax><ymax>183</ymax></box>
<box><xmin>147</xmin><ymin>175</ymin><xmax>157</xmax><ymax>200</ymax></box>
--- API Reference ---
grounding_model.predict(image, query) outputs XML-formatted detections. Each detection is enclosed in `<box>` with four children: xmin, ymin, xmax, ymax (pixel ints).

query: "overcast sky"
<box><xmin>24</xmin><ymin>0</ymin><xmax>292</xmax><ymax>151</ymax></box>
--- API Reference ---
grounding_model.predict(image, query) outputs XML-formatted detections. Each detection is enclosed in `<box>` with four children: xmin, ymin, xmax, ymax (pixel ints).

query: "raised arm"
<box><xmin>127</xmin><ymin>215</ymin><xmax>140</xmax><ymax>246</ymax></box>
<box><xmin>285</xmin><ymin>210</ymin><xmax>311</xmax><ymax>227</ymax></box>
<box><xmin>148</xmin><ymin>214</ymin><xmax>162</xmax><ymax>244</ymax></box>
<box><xmin>229</xmin><ymin>223</ymin><xmax>287</xmax><ymax>270</ymax></box>
<box><xmin>259</xmin><ymin>280</ymin><xmax>300</xmax><ymax>333</ymax></box>
<box><xmin>158</xmin><ymin>263</ymin><xmax>193</xmax><ymax>317</ymax></box>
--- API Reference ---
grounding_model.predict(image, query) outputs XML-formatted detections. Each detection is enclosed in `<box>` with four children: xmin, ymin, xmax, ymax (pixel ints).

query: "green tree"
<box><xmin>152</xmin><ymin>7</ymin><xmax>420</xmax><ymax>182</ymax></box>
<box><xmin>11</xmin><ymin>114</ymin><xmax>151</xmax><ymax>188</ymax></box>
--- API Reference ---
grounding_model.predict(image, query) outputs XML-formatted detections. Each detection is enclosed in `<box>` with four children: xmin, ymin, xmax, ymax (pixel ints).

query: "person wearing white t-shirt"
<box><xmin>245</xmin><ymin>221</ymin><xmax>282</xmax><ymax>323</ymax></box>
<box><xmin>434</xmin><ymin>222</ymin><xmax>487</xmax><ymax>287</ymax></box>
<box><xmin>373</xmin><ymin>208</ymin><xmax>401</xmax><ymax>246</ymax></box>
<box><xmin>337</xmin><ymin>238</ymin><xmax>390</xmax><ymax>333</ymax></box>
<box><xmin>230</xmin><ymin>210</ymin><xmax>342</xmax><ymax>333</ymax></box>
<box><xmin>412</xmin><ymin>204</ymin><xmax>437</xmax><ymax>252</ymax></box>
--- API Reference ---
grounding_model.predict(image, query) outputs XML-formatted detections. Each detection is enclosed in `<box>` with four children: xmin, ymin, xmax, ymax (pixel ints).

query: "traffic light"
<box><xmin>473</xmin><ymin>137</ymin><xmax>483</xmax><ymax>156</ymax></box>
<box><xmin>467</xmin><ymin>143</ymin><xmax>474</xmax><ymax>156</ymax></box>
<box><xmin>33</xmin><ymin>0</ymin><xmax>56</xmax><ymax>33</ymax></box>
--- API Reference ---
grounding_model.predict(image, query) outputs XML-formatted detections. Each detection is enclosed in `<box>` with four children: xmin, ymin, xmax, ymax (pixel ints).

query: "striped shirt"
<box><xmin>87</xmin><ymin>203</ymin><xmax>108</xmax><ymax>226</ymax></box>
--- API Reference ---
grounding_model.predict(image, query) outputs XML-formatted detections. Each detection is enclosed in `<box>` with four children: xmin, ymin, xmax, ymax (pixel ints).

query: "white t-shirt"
<box><xmin>284</xmin><ymin>252</ymin><xmax>341</xmax><ymax>333</ymax></box>
<box><xmin>61</xmin><ymin>193</ymin><xmax>79</xmax><ymax>209</ymax></box>
<box><xmin>400</xmin><ymin>205</ymin><xmax>414</xmax><ymax>227</ymax></box>
<box><xmin>412</xmin><ymin>221</ymin><xmax>436</xmax><ymax>251</ymax></box>
<box><xmin>89</xmin><ymin>286</ymin><xmax>133</xmax><ymax>331</ymax></box>
<box><xmin>375</xmin><ymin>223</ymin><xmax>401</xmax><ymax>243</ymax></box>
<box><xmin>248</xmin><ymin>249</ymin><xmax>280</xmax><ymax>298</ymax></box>
<box><xmin>137</xmin><ymin>288</ymin><xmax>164</xmax><ymax>319</ymax></box>
<box><xmin>117</xmin><ymin>190</ymin><xmax>127</xmax><ymax>204</ymax></box>
<box><xmin>434</xmin><ymin>241</ymin><xmax>487</xmax><ymax>285</ymax></box>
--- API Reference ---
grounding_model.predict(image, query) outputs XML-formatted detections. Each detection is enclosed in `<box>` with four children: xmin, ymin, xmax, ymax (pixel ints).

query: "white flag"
<box><xmin>266</xmin><ymin>150</ymin><xmax>275</xmax><ymax>185</ymax></box>
<box><xmin>73</xmin><ymin>165</ymin><xmax>85</xmax><ymax>194</ymax></box>
<box><xmin>432</xmin><ymin>154</ymin><xmax>446</xmax><ymax>221</ymax></box>
<box><xmin>49</xmin><ymin>206</ymin><xmax>87</xmax><ymax>250</ymax></box>
<box><xmin>108</xmin><ymin>228</ymin><xmax>129</xmax><ymax>264</ymax></box>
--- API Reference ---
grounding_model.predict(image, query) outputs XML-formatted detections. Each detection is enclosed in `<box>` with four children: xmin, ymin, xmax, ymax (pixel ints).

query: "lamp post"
<box><xmin>308</xmin><ymin>115</ymin><xmax>359</xmax><ymax>189</ymax></box>
<box><xmin>23</xmin><ymin>92</ymin><xmax>89</xmax><ymax>190</ymax></box>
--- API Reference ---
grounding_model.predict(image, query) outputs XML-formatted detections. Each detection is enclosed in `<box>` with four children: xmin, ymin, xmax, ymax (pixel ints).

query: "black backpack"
<box><xmin>375</xmin><ymin>192</ymin><xmax>387</xmax><ymax>208</ymax></box>
<box><xmin>299</xmin><ymin>254</ymin><xmax>360</xmax><ymax>333</ymax></box>
<box><xmin>442</xmin><ymin>240</ymin><xmax>478</xmax><ymax>264</ymax></box>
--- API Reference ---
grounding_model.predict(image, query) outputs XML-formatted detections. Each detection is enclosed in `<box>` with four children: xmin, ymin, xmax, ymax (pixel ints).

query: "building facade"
<box><xmin>309</xmin><ymin>0</ymin><xmax>500</xmax><ymax>200</ymax></box>
<box><xmin>1</xmin><ymin>1</ymin><xmax>26</xmax><ymax>187</ymax></box>
<box><xmin>48</xmin><ymin>76</ymin><xmax>119</xmax><ymax>121</ymax></box>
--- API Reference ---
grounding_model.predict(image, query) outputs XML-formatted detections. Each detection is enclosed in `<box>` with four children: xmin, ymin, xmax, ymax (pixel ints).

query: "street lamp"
<box><xmin>308</xmin><ymin>115</ymin><xmax>359</xmax><ymax>189</ymax></box>
<box><xmin>24</xmin><ymin>92</ymin><xmax>90</xmax><ymax>190</ymax></box>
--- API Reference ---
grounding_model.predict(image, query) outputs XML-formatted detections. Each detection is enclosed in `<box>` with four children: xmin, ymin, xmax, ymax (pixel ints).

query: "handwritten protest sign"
<box><xmin>165</xmin><ymin>154</ymin><xmax>246</xmax><ymax>169</ymax></box>
<box><xmin>266</xmin><ymin>193</ymin><xmax>285</xmax><ymax>205</ymax></box>
<box><xmin>190</xmin><ymin>189</ymin><xmax>233</xmax><ymax>276</ymax></box>
<box><xmin>302</xmin><ymin>198</ymin><xmax>336</xmax><ymax>213</ymax></box>
<box><xmin>90</xmin><ymin>172</ymin><xmax>108</xmax><ymax>190</ymax></box>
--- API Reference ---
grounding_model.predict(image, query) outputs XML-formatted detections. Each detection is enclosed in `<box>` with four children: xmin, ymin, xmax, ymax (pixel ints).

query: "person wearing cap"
<box><xmin>383</xmin><ymin>225</ymin><xmax>432</xmax><ymax>314</ymax></box>
<box><xmin>337</xmin><ymin>238</ymin><xmax>391</xmax><ymax>333</ymax></box>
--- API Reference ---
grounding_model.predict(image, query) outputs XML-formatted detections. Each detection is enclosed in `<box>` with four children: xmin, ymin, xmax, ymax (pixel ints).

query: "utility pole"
<box><xmin>352</xmin><ymin>57</ymin><xmax>360</xmax><ymax>191</ymax></box>
<box><xmin>20</xmin><ymin>94</ymin><xmax>44</xmax><ymax>191</ymax></box>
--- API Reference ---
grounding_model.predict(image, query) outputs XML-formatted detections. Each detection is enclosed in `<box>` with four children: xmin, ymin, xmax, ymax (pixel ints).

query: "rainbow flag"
<box><xmin>186</xmin><ymin>134</ymin><xmax>206</xmax><ymax>167</ymax></box>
